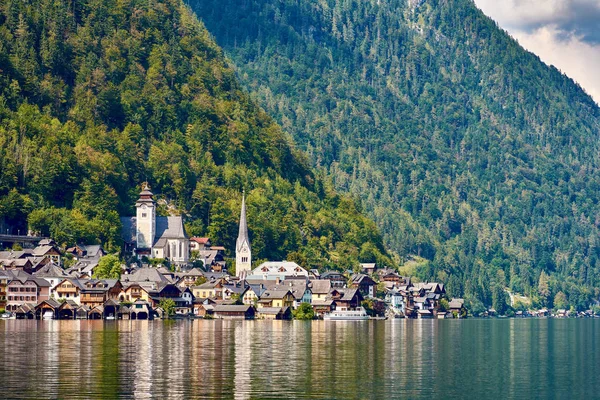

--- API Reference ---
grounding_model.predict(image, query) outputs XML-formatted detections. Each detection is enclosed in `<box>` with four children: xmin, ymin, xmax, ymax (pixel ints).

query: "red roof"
<box><xmin>191</xmin><ymin>237</ymin><xmax>210</xmax><ymax>244</ymax></box>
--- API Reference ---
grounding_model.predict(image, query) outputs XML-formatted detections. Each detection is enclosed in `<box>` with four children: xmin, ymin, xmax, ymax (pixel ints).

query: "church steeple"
<box><xmin>135</xmin><ymin>183</ymin><xmax>156</xmax><ymax>251</ymax></box>
<box><xmin>236</xmin><ymin>191</ymin><xmax>252</xmax><ymax>277</ymax></box>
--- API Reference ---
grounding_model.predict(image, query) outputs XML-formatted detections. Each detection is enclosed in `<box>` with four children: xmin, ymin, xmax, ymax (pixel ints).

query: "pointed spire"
<box><xmin>236</xmin><ymin>191</ymin><xmax>250</xmax><ymax>252</ymax></box>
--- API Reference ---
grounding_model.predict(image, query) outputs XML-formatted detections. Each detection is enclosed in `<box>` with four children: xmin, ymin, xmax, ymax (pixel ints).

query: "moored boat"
<box><xmin>323</xmin><ymin>307</ymin><xmax>369</xmax><ymax>321</ymax></box>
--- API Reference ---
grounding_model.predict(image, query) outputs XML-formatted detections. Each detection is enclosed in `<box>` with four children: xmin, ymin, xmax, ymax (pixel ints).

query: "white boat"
<box><xmin>105</xmin><ymin>314</ymin><xmax>115</xmax><ymax>320</ymax></box>
<box><xmin>42</xmin><ymin>311</ymin><xmax>54</xmax><ymax>320</ymax></box>
<box><xmin>323</xmin><ymin>307</ymin><xmax>369</xmax><ymax>321</ymax></box>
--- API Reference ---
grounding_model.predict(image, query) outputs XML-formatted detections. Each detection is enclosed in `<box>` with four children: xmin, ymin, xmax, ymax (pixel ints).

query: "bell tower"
<box><xmin>236</xmin><ymin>192</ymin><xmax>252</xmax><ymax>277</ymax></box>
<box><xmin>135</xmin><ymin>183</ymin><xmax>156</xmax><ymax>251</ymax></box>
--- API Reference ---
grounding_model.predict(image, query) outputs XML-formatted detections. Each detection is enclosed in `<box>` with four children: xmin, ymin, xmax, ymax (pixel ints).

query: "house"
<box><xmin>310</xmin><ymin>280</ymin><xmax>331</xmax><ymax>302</ymax></box>
<box><xmin>121</xmin><ymin>186</ymin><xmax>189</xmax><ymax>265</ymax></box>
<box><xmin>320</xmin><ymin>271</ymin><xmax>346</xmax><ymax>288</ymax></box>
<box><xmin>221</xmin><ymin>281</ymin><xmax>248</xmax><ymax>301</ymax></box>
<box><xmin>34</xmin><ymin>262</ymin><xmax>70</xmax><ymax>291</ymax></box>
<box><xmin>385</xmin><ymin>288</ymin><xmax>406</xmax><ymax>314</ymax></box>
<box><xmin>197</xmin><ymin>246</ymin><xmax>227</xmax><ymax>272</ymax></box>
<box><xmin>66</xmin><ymin>244</ymin><xmax>106</xmax><ymax>261</ymax></box>
<box><xmin>0</xmin><ymin>270</ymin><xmax>10</xmax><ymax>310</ymax></box>
<box><xmin>189</xmin><ymin>237</ymin><xmax>211</xmax><ymax>251</ymax></box>
<box><xmin>213</xmin><ymin>304</ymin><xmax>255</xmax><ymax>320</ymax></box>
<box><xmin>247</xmin><ymin>261</ymin><xmax>309</xmax><ymax>281</ymax></box>
<box><xmin>247</xmin><ymin>278</ymin><xmax>311</xmax><ymax>308</ymax></box>
<box><xmin>350</xmin><ymin>274</ymin><xmax>377</xmax><ymax>298</ymax></box>
<box><xmin>194</xmin><ymin>301</ymin><xmax>215</xmax><ymax>317</ymax></box>
<box><xmin>257</xmin><ymin>289</ymin><xmax>295</xmax><ymax>309</ymax></box>
<box><xmin>119</xmin><ymin>283</ymin><xmax>152</xmax><ymax>303</ymax></box>
<box><xmin>52</xmin><ymin>278</ymin><xmax>84</xmax><ymax>304</ymax></box>
<box><xmin>0</xmin><ymin>256</ymin><xmax>33</xmax><ymax>273</ymax></box>
<box><xmin>79</xmin><ymin>279</ymin><xmax>123</xmax><ymax>308</ymax></box>
<box><xmin>191</xmin><ymin>279</ymin><xmax>224</xmax><ymax>300</ymax></box>
<box><xmin>329</xmin><ymin>288</ymin><xmax>363</xmax><ymax>310</ymax></box>
<box><xmin>121</xmin><ymin>267</ymin><xmax>171</xmax><ymax>285</ymax></box>
<box><xmin>5</xmin><ymin>270</ymin><xmax>50</xmax><ymax>312</ymax></box>
<box><xmin>243</xmin><ymin>283</ymin><xmax>267</xmax><ymax>306</ymax></box>
<box><xmin>448</xmin><ymin>298</ymin><xmax>465</xmax><ymax>317</ymax></box>
<box><xmin>175</xmin><ymin>268</ymin><xmax>204</xmax><ymax>287</ymax></box>
<box><xmin>257</xmin><ymin>306</ymin><xmax>292</xmax><ymax>320</ymax></box>
<box><xmin>148</xmin><ymin>283</ymin><xmax>194</xmax><ymax>314</ymax></box>
<box><xmin>360</xmin><ymin>263</ymin><xmax>376</xmax><ymax>275</ymax></box>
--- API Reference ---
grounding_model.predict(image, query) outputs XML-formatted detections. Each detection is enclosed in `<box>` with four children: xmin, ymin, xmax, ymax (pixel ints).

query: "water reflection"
<box><xmin>0</xmin><ymin>319</ymin><xmax>599</xmax><ymax>399</ymax></box>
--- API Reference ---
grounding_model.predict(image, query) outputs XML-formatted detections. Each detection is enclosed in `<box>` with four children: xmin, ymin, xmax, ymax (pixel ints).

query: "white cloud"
<box><xmin>474</xmin><ymin>0</ymin><xmax>600</xmax><ymax>105</ymax></box>
<box><xmin>512</xmin><ymin>27</ymin><xmax>600</xmax><ymax>103</ymax></box>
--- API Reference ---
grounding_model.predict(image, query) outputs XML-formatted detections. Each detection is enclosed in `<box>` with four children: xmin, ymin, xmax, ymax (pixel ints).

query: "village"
<box><xmin>0</xmin><ymin>187</ymin><xmax>469</xmax><ymax>321</ymax></box>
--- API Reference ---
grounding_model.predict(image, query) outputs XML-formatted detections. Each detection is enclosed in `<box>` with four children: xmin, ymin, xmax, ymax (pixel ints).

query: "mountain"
<box><xmin>0</xmin><ymin>0</ymin><xmax>392</xmax><ymax>270</ymax></box>
<box><xmin>191</xmin><ymin>0</ymin><xmax>600</xmax><ymax>310</ymax></box>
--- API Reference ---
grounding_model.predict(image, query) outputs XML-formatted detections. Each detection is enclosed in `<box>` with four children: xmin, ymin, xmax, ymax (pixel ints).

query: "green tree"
<box><xmin>554</xmin><ymin>291</ymin><xmax>568</xmax><ymax>310</ymax></box>
<box><xmin>93</xmin><ymin>255</ymin><xmax>122</xmax><ymax>279</ymax></box>
<box><xmin>159</xmin><ymin>298</ymin><xmax>176</xmax><ymax>318</ymax></box>
<box><xmin>293</xmin><ymin>302</ymin><xmax>315</xmax><ymax>320</ymax></box>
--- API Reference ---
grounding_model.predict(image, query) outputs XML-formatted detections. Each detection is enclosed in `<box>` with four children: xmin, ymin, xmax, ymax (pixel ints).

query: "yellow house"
<box><xmin>257</xmin><ymin>289</ymin><xmax>294</xmax><ymax>309</ymax></box>
<box><xmin>120</xmin><ymin>283</ymin><xmax>151</xmax><ymax>303</ymax></box>
<box><xmin>310</xmin><ymin>280</ymin><xmax>331</xmax><ymax>302</ymax></box>
<box><xmin>191</xmin><ymin>280</ymin><xmax>223</xmax><ymax>299</ymax></box>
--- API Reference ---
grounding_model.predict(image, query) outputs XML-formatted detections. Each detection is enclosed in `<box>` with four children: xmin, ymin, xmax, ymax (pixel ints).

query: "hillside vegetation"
<box><xmin>0</xmin><ymin>0</ymin><xmax>392</xmax><ymax>270</ymax></box>
<box><xmin>192</xmin><ymin>0</ymin><xmax>600</xmax><ymax>309</ymax></box>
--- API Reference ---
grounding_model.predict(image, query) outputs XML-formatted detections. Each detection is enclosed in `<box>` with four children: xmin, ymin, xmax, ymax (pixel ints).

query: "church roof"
<box><xmin>120</xmin><ymin>217</ymin><xmax>136</xmax><ymax>243</ymax></box>
<box><xmin>155</xmin><ymin>216</ymin><xmax>187</xmax><ymax>242</ymax></box>
<box><xmin>120</xmin><ymin>216</ymin><xmax>187</xmax><ymax>245</ymax></box>
<box><xmin>236</xmin><ymin>194</ymin><xmax>250</xmax><ymax>252</ymax></box>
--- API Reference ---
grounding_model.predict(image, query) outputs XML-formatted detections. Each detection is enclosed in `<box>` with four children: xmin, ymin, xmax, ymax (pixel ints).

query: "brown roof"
<box><xmin>213</xmin><ymin>305</ymin><xmax>253</xmax><ymax>312</ymax></box>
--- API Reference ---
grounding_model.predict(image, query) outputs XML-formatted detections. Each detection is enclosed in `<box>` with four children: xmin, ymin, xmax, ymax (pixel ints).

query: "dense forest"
<box><xmin>192</xmin><ymin>0</ymin><xmax>600</xmax><ymax>310</ymax></box>
<box><xmin>0</xmin><ymin>0</ymin><xmax>393</xmax><ymax>271</ymax></box>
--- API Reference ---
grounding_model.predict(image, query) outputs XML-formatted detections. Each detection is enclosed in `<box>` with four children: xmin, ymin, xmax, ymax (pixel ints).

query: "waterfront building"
<box><xmin>5</xmin><ymin>270</ymin><xmax>50</xmax><ymax>312</ymax></box>
<box><xmin>256</xmin><ymin>289</ymin><xmax>294</xmax><ymax>309</ymax></box>
<box><xmin>213</xmin><ymin>304</ymin><xmax>255</xmax><ymax>320</ymax></box>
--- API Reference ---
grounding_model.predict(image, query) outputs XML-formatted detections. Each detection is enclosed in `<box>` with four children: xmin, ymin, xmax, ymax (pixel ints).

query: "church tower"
<box><xmin>135</xmin><ymin>183</ymin><xmax>156</xmax><ymax>251</ymax></box>
<box><xmin>236</xmin><ymin>192</ymin><xmax>252</xmax><ymax>277</ymax></box>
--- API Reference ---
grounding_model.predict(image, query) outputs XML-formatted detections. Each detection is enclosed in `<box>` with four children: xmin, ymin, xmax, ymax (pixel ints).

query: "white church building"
<box><xmin>236</xmin><ymin>193</ymin><xmax>252</xmax><ymax>278</ymax></box>
<box><xmin>121</xmin><ymin>186</ymin><xmax>189</xmax><ymax>265</ymax></box>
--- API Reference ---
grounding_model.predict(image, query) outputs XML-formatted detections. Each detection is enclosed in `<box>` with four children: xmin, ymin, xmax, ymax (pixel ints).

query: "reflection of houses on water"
<box><xmin>234</xmin><ymin>322</ymin><xmax>252</xmax><ymax>400</ymax></box>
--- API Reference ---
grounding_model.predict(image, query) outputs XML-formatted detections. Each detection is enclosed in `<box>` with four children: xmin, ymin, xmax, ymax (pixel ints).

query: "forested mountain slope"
<box><xmin>192</xmin><ymin>0</ymin><xmax>600</xmax><ymax>309</ymax></box>
<box><xmin>0</xmin><ymin>0</ymin><xmax>392</xmax><ymax>270</ymax></box>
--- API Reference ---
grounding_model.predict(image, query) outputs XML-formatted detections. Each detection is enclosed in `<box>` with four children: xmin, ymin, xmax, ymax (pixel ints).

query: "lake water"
<box><xmin>0</xmin><ymin>319</ymin><xmax>598</xmax><ymax>399</ymax></box>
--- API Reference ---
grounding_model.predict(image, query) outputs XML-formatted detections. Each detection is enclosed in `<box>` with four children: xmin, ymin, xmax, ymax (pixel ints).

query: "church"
<box><xmin>236</xmin><ymin>192</ymin><xmax>252</xmax><ymax>278</ymax></box>
<box><xmin>121</xmin><ymin>185</ymin><xmax>189</xmax><ymax>265</ymax></box>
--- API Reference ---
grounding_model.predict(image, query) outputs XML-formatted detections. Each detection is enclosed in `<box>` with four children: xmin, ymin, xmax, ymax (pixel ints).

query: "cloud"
<box><xmin>512</xmin><ymin>27</ymin><xmax>600</xmax><ymax>103</ymax></box>
<box><xmin>475</xmin><ymin>0</ymin><xmax>600</xmax><ymax>45</ymax></box>
<box><xmin>474</xmin><ymin>0</ymin><xmax>600</xmax><ymax>104</ymax></box>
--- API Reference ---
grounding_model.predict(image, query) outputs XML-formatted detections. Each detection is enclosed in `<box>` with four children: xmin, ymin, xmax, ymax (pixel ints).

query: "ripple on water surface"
<box><xmin>0</xmin><ymin>319</ymin><xmax>599</xmax><ymax>399</ymax></box>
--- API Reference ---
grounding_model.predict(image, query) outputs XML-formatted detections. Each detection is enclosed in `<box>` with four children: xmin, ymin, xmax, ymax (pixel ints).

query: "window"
<box><xmin>142</xmin><ymin>213</ymin><xmax>147</xmax><ymax>218</ymax></box>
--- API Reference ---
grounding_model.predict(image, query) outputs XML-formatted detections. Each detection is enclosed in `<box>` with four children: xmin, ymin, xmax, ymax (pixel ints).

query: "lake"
<box><xmin>0</xmin><ymin>319</ymin><xmax>598</xmax><ymax>399</ymax></box>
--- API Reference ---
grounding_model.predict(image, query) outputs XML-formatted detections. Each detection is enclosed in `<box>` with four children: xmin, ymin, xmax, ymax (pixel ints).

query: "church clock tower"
<box><xmin>236</xmin><ymin>192</ymin><xmax>252</xmax><ymax>277</ymax></box>
<box><xmin>135</xmin><ymin>183</ymin><xmax>156</xmax><ymax>251</ymax></box>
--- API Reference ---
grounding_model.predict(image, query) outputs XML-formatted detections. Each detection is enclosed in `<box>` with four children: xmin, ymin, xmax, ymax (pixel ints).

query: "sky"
<box><xmin>473</xmin><ymin>0</ymin><xmax>600</xmax><ymax>105</ymax></box>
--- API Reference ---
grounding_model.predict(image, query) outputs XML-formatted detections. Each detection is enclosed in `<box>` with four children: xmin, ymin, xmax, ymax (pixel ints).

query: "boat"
<box><xmin>323</xmin><ymin>307</ymin><xmax>369</xmax><ymax>321</ymax></box>
<box><xmin>0</xmin><ymin>312</ymin><xmax>15</xmax><ymax>320</ymax></box>
<box><xmin>42</xmin><ymin>311</ymin><xmax>54</xmax><ymax>320</ymax></box>
<box><xmin>105</xmin><ymin>314</ymin><xmax>115</xmax><ymax>320</ymax></box>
